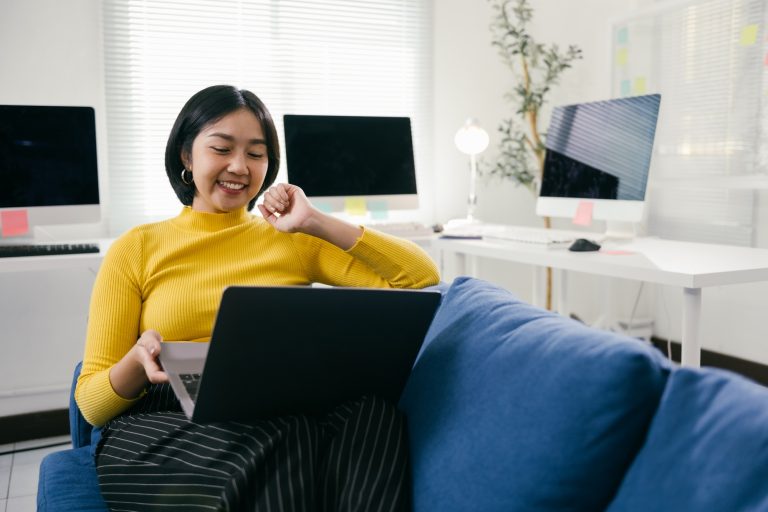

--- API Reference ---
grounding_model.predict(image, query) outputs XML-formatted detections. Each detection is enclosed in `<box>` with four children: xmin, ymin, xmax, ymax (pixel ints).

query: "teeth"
<box><xmin>219</xmin><ymin>181</ymin><xmax>246</xmax><ymax>190</ymax></box>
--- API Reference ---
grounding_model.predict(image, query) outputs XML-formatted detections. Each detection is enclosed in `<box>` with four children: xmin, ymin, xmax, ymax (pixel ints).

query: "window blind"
<box><xmin>612</xmin><ymin>0</ymin><xmax>766</xmax><ymax>246</ymax></box>
<box><xmin>102</xmin><ymin>0</ymin><xmax>432</xmax><ymax>235</ymax></box>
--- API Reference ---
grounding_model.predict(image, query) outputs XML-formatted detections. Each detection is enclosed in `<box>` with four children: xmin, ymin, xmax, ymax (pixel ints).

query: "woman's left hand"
<box><xmin>257</xmin><ymin>183</ymin><xmax>317</xmax><ymax>233</ymax></box>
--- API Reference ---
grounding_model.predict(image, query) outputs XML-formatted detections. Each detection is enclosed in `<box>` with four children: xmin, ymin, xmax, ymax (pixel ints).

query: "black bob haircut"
<box><xmin>165</xmin><ymin>85</ymin><xmax>280</xmax><ymax>211</ymax></box>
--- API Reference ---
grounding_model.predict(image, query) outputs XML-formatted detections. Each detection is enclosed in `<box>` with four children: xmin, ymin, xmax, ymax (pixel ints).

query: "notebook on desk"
<box><xmin>159</xmin><ymin>285</ymin><xmax>442</xmax><ymax>423</ymax></box>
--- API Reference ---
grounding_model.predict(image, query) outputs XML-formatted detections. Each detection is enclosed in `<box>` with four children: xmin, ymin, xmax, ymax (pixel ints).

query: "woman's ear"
<box><xmin>181</xmin><ymin>150</ymin><xmax>192</xmax><ymax>171</ymax></box>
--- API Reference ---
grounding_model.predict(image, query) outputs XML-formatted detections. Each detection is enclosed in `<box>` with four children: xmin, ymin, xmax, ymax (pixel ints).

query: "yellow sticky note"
<box><xmin>633</xmin><ymin>76</ymin><xmax>647</xmax><ymax>94</ymax></box>
<box><xmin>616</xmin><ymin>48</ymin><xmax>628</xmax><ymax>66</ymax></box>
<box><xmin>344</xmin><ymin>197</ymin><xmax>367</xmax><ymax>216</ymax></box>
<box><xmin>740</xmin><ymin>24</ymin><xmax>758</xmax><ymax>46</ymax></box>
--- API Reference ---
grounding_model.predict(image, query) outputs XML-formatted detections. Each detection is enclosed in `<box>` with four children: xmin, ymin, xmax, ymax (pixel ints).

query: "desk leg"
<box><xmin>681</xmin><ymin>287</ymin><xmax>702</xmax><ymax>368</ymax></box>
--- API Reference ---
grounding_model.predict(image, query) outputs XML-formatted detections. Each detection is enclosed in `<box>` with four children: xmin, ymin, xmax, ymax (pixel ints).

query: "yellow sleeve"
<box><xmin>293</xmin><ymin>227</ymin><xmax>440</xmax><ymax>289</ymax></box>
<box><xmin>75</xmin><ymin>229</ymin><xmax>145</xmax><ymax>426</ymax></box>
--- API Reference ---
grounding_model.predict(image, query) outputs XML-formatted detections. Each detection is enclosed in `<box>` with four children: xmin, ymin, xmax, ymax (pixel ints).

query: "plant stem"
<box><xmin>521</xmin><ymin>54</ymin><xmax>545</xmax><ymax>179</ymax></box>
<box><xmin>544</xmin><ymin>215</ymin><xmax>552</xmax><ymax>310</ymax></box>
<box><xmin>520</xmin><ymin>53</ymin><xmax>531</xmax><ymax>99</ymax></box>
<box><xmin>529</xmin><ymin>112</ymin><xmax>545</xmax><ymax>177</ymax></box>
<box><xmin>546</xmin><ymin>266</ymin><xmax>553</xmax><ymax>311</ymax></box>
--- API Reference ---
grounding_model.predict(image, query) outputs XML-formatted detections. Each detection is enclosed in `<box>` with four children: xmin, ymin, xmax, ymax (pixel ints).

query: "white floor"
<box><xmin>0</xmin><ymin>435</ymin><xmax>71</xmax><ymax>512</ymax></box>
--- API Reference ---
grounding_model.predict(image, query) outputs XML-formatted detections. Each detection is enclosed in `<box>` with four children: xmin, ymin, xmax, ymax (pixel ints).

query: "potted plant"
<box><xmin>486</xmin><ymin>0</ymin><xmax>582</xmax><ymax>310</ymax></box>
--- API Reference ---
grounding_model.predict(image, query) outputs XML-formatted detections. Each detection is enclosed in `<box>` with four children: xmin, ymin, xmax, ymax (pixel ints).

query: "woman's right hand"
<box><xmin>109</xmin><ymin>329</ymin><xmax>169</xmax><ymax>400</ymax></box>
<box><xmin>133</xmin><ymin>329</ymin><xmax>169</xmax><ymax>385</ymax></box>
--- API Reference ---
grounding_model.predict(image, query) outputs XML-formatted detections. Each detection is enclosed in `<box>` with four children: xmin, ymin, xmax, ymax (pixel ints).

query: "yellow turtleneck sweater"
<box><xmin>76</xmin><ymin>207</ymin><xmax>440</xmax><ymax>426</ymax></box>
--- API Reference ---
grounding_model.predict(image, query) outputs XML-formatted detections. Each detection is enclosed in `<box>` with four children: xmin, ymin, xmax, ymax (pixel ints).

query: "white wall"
<box><xmin>433</xmin><ymin>0</ymin><xmax>642</xmax><ymax>226</ymax></box>
<box><xmin>432</xmin><ymin>0</ymin><xmax>648</xmax><ymax>318</ymax></box>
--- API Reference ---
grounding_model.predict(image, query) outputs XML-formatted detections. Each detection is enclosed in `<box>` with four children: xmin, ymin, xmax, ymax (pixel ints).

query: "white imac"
<box><xmin>0</xmin><ymin>105</ymin><xmax>101</xmax><ymax>242</ymax></box>
<box><xmin>283</xmin><ymin>115</ymin><xmax>419</xmax><ymax>214</ymax></box>
<box><xmin>536</xmin><ymin>94</ymin><xmax>661</xmax><ymax>237</ymax></box>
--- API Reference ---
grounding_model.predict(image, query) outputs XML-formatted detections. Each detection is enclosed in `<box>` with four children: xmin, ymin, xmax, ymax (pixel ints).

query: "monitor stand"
<box><xmin>443</xmin><ymin>216</ymin><xmax>481</xmax><ymax>230</ymax></box>
<box><xmin>602</xmin><ymin>220</ymin><xmax>639</xmax><ymax>242</ymax></box>
<box><xmin>0</xmin><ymin>231</ymin><xmax>35</xmax><ymax>245</ymax></box>
<box><xmin>0</xmin><ymin>225</ymin><xmax>59</xmax><ymax>245</ymax></box>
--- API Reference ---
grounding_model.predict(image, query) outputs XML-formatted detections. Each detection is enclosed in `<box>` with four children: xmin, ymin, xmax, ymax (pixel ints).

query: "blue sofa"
<box><xmin>39</xmin><ymin>277</ymin><xmax>768</xmax><ymax>511</ymax></box>
<box><xmin>37</xmin><ymin>359</ymin><xmax>106</xmax><ymax>511</ymax></box>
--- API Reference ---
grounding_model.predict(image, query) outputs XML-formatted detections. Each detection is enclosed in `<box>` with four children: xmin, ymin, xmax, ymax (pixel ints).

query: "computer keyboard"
<box><xmin>366</xmin><ymin>221</ymin><xmax>436</xmax><ymax>238</ymax></box>
<box><xmin>441</xmin><ymin>224</ymin><xmax>583</xmax><ymax>246</ymax></box>
<box><xmin>0</xmin><ymin>242</ymin><xmax>100</xmax><ymax>258</ymax></box>
<box><xmin>180</xmin><ymin>373</ymin><xmax>202</xmax><ymax>402</ymax></box>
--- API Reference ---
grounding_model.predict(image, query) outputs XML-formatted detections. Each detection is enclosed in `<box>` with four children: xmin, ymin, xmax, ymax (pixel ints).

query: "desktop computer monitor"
<box><xmin>0</xmin><ymin>105</ymin><xmax>100</xmax><ymax>239</ymax></box>
<box><xmin>536</xmin><ymin>94</ymin><xmax>661</xmax><ymax>227</ymax></box>
<box><xmin>283</xmin><ymin>115</ymin><xmax>418</xmax><ymax>213</ymax></box>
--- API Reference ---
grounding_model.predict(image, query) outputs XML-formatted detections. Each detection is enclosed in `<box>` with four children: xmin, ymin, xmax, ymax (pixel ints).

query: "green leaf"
<box><xmin>485</xmin><ymin>0</ymin><xmax>581</xmax><ymax>191</ymax></box>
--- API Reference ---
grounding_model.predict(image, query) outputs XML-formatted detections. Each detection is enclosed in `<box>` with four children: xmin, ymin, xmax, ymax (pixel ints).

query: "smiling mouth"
<box><xmin>218</xmin><ymin>181</ymin><xmax>247</xmax><ymax>190</ymax></box>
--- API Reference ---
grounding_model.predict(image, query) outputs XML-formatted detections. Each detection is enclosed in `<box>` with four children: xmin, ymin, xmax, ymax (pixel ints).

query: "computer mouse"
<box><xmin>568</xmin><ymin>238</ymin><xmax>601</xmax><ymax>252</ymax></box>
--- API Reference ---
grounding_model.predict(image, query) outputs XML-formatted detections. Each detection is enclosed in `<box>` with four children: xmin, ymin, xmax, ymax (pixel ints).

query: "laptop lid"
<box><xmin>191</xmin><ymin>285</ymin><xmax>441</xmax><ymax>423</ymax></box>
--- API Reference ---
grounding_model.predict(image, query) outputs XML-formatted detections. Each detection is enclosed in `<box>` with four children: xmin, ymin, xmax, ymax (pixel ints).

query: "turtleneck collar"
<box><xmin>172</xmin><ymin>206</ymin><xmax>251</xmax><ymax>233</ymax></box>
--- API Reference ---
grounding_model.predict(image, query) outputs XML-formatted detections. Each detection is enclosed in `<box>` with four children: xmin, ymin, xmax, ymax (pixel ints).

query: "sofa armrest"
<box><xmin>38</xmin><ymin>447</ymin><xmax>107</xmax><ymax>511</ymax></box>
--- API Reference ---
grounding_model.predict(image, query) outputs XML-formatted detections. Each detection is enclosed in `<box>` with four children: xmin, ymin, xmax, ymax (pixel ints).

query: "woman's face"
<box><xmin>184</xmin><ymin>108</ymin><xmax>269</xmax><ymax>214</ymax></box>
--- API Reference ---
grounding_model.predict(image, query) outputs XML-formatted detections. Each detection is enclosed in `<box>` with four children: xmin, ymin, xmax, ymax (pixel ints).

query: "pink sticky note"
<box><xmin>1</xmin><ymin>210</ymin><xmax>30</xmax><ymax>237</ymax></box>
<box><xmin>572</xmin><ymin>201</ymin><xmax>594</xmax><ymax>226</ymax></box>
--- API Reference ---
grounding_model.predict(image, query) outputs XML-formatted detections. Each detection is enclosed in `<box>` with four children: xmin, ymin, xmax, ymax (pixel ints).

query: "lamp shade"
<box><xmin>454</xmin><ymin>119</ymin><xmax>489</xmax><ymax>155</ymax></box>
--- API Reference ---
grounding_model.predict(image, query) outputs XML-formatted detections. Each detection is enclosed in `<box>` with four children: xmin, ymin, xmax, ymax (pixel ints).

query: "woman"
<box><xmin>75</xmin><ymin>84</ymin><xmax>440</xmax><ymax>511</ymax></box>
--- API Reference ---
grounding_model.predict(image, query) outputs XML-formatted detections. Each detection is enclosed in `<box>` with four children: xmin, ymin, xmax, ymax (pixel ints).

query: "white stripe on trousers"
<box><xmin>96</xmin><ymin>384</ymin><xmax>411</xmax><ymax>511</ymax></box>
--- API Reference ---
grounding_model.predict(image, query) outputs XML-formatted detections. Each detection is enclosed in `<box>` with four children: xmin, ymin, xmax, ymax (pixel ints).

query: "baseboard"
<box><xmin>0</xmin><ymin>408</ymin><xmax>68</xmax><ymax>445</ymax></box>
<box><xmin>651</xmin><ymin>337</ymin><xmax>768</xmax><ymax>386</ymax></box>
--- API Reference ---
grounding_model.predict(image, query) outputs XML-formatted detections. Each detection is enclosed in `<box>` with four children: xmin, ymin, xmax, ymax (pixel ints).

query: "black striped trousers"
<box><xmin>95</xmin><ymin>384</ymin><xmax>411</xmax><ymax>511</ymax></box>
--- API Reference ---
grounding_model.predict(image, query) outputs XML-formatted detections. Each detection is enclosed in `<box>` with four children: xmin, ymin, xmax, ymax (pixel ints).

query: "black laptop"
<box><xmin>160</xmin><ymin>285</ymin><xmax>441</xmax><ymax>423</ymax></box>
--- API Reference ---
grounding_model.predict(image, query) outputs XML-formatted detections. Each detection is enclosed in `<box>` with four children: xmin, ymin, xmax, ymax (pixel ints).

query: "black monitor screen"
<box><xmin>540</xmin><ymin>94</ymin><xmax>661</xmax><ymax>201</ymax></box>
<box><xmin>0</xmin><ymin>105</ymin><xmax>99</xmax><ymax>208</ymax></box>
<box><xmin>284</xmin><ymin>115</ymin><xmax>417</xmax><ymax>197</ymax></box>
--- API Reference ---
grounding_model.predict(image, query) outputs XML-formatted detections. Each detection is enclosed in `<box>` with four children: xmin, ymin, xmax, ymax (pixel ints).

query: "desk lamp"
<box><xmin>453</xmin><ymin>118</ymin><xmax>489</xmax><ymax>224</ymax></box>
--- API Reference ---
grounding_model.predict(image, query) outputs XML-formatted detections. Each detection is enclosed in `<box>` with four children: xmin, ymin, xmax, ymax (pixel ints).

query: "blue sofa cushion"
<box><xmin>606</xmin><ymin>367</ymin><xmax>768</xmax><ymax>511</ymax></box>
<box><xmin>37</xmin><ymin>362</ymin><xmax>106</xmax><ymax>511</ymax></box>
<box><xmin>400</xmin><ymin>277</ymin><xmax>671</xmax><ymax>512</ymax></box>
<box><xmin>37</xmin><ymin>446</ymin><xmax>108</xmax><ymax>512</ymax></box>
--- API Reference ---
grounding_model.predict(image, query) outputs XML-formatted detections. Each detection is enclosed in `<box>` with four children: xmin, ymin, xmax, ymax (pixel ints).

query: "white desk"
<box><xmin>0</xmin><ymin>241</ymin><xmax>109</xmax><ymax>416</ymax></box>
<box><xmin>0</xmin><ymin>239</ymin><xmax>111</xmax><ymax>274</ymax></box>
<box><xmin>436</xmin><ymin>235</ymin><xmax>768</xmax><ymax>367</ymax></box>
<box><xmin>0</xmin><ymin>251</ymin><xmax>104</xmax><ymax>274</ymax></box>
